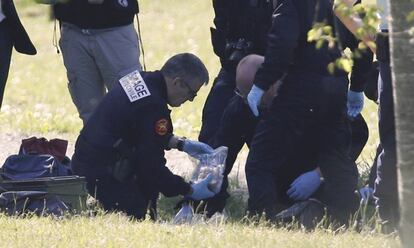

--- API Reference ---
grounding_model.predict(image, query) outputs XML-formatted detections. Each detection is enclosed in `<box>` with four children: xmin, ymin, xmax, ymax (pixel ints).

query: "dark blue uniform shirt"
<box><xmin>75</xmin><ymin>71</ymin><xmax>191</xmax><ymax>197</ymax></box>
<box><xmin>254</xmin><ymin>0</ymin><xmax>372</xmax><ymax>92</ymax></box>
<box><xmin>211</xmin><ymin>0</ymin><xmax>274</xmax><ymax>71</ymax></box>
<box><xmin>54</xmin><ymin>0</ymin><xmax>139</xmax><ymax>29</ymax></box>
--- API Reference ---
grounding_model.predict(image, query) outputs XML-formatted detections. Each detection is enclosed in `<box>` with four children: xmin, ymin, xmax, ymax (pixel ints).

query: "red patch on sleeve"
<box><xmin>155</xmin><ymin>119</ymin><xmax>169</xmax><ymax>136</ymax></box>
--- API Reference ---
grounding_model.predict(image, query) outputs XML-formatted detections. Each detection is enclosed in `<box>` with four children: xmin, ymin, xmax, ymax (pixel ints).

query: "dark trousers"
<box><xmin>71</xmin><ymin>140</ymin><xmax>157</xmax><ymax>220</ymax></box>
<box><xmin>202</xmin><ymin>114</ymin><xmax>367</xmax><ymax>218</ymax></box>
<box><xmin>374</xmin><ymin>59</ymin><xmax>399</xmax><ymax>229</ymax></box>
<box><xmin>246</xmin><ymin>74</ymin><xmax>359</xmax><ymax>224</ymax></box>
<box><xmin>0</xmin><ymin>20</ymin><xmax>13</xmax><ymax>109</ymax></box>
<box><xmin>199</xmin><ymin>69</ymin><xmax>236</xmax><ymax>143</ymax></box>
<box><xmin>349</xmin><ymin>115</ymin><xmax>369</xmax><ymax>162</ymax></box>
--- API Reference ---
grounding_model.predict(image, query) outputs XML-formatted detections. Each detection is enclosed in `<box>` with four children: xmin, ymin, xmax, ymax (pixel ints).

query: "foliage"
<box><xmin>308</xmin><ymin>2</ymin><xmax>379</xmax><ymax>74</ymax></box>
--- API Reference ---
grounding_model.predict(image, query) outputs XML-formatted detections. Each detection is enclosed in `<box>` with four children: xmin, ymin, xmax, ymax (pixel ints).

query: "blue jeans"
<box><xmin>0</xmin><ymin>20</ymin><xmax>13</xmax><ymax>109</ymax></box>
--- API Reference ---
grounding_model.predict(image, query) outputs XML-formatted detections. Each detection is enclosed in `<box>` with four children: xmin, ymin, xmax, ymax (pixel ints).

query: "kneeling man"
<box><xmin>72</xmin><ymin>53</ymin><xmax>215</xmax><ymax>219</ymax></box>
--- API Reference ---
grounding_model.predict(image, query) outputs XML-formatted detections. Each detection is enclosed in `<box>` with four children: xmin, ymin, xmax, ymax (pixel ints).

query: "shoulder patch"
<box><xmin>119</xmin><ymin>70</ymin><xmax>151</xmax><ymax>102</ymax></box>
<box><xmin>155</xmin><ymin>118</ymin><xmax>169</xmax><ymax>136</ymax></box>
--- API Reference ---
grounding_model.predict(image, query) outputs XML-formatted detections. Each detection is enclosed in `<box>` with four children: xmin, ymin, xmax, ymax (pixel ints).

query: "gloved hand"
<box><xmin>287</xmin><ymin>170</ymin><xmax>322</xmax><ymax>201</ymax></box>
<box><xmin>359</xmin><ymin>186</ymin><xmax>374</xmax><ymax>203</ymax></box>
<box><xmin>247</xmin><ymin>85</ymin><xmax>265</xmax><ymax>117</ymax></box>
<box><xmin>188</xmin><ymin>174</ymin><xmax>215</xmax><ymax>200</ymax></box>
<box><xmin>182</xmin><ymin>140</ymin><xmax>214</xmax><ymax>157</ymax></box>
<box><xmin>347</xmin><ymin>90</ymin><xmax>364</xmax><ymax>118</ymax></box>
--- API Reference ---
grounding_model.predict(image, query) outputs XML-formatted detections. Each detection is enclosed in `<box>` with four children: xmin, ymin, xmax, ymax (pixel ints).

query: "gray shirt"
<box><xmin>377</xmin><ymin>0</ymin><xmax>389</xmax><ymax>30</ymax></box>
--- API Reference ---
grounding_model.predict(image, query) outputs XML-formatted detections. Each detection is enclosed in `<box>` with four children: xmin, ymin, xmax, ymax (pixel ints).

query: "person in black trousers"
<box><xmin>0</xmin><ymin>0</ymin><xmax>36</xmax><ymax>109</ymax></box>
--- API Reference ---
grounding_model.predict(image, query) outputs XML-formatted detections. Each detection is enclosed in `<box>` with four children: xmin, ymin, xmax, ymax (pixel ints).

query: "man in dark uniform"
<box><xmin>202</xmin><ymin>54</ymin><xmax>369</xmax><ymax>218</ymax></box>
<box><xmin>71</xmin><ymin>53</ymin><xmax>216</xmax><ymax>219</ymax></box>
<box><xmin>334</xmin><ymin>0</ymin><xmax>399</xmax><ymax>232</ymax></box>
<box><xmin>199</xmin><ymin>0</ymin><xmax>275</xmax><ymax>144</ymax></box>
<box><xmin>245</xmin><ymin>0</ymin><xmax>372</xmax><ymax>225</ymax></box>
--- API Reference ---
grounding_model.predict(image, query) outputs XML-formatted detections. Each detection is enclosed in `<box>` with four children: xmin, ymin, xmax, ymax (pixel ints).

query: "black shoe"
<box><xmin>275</xmin><ymin>198</ymin><xmax>326</xmax><ymax>230</ymax></box>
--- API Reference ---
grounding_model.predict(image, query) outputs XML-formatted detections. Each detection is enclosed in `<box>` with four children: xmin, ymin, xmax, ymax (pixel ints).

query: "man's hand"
<box><xmin>188</xmin><ymin>174</ymin><xmax>215</xmax><ymax>200</ymax></box>
<box><xmin>183</xmin><ymin>140</ymin><xmax>214</xmax><ymax>157</ymax></box>
<box><xmin>247</xmin><ymin>85</ymin><xmax>265</xmax><ymax>117</ymax></box>
<box><xmin>347</xmin><ymin>90</ymin><xmax>364</xmax><ymax>118</ymax></box>
<box><xmin>287</xmin><ymin>169</ymin><xmax>322</xmax><ymax>201</ymax></box>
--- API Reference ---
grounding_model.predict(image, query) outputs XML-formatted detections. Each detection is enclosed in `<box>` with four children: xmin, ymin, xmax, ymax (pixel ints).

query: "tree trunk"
<box><xmin>388</xmin><ymin>0</ymin><xmax>414</xmax><ymax>246</ymax></box>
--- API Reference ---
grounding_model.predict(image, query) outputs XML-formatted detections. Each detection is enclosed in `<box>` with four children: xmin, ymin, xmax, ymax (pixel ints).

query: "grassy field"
<box><xmin>0</xmin><ymin>0</ymin><xmax>399</xmax><ymax>247</ymax></box>
<box><xmin>0</xmin><ymin>213</ymin><xmax>400</xmax><ymax>248</ymax></box>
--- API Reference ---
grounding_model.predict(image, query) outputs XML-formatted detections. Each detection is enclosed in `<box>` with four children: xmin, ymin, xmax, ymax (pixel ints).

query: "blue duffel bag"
<box><xmin>1</xmin><ymin>154</ymin><xmax>72</xmax><ymax>180</ymax></box>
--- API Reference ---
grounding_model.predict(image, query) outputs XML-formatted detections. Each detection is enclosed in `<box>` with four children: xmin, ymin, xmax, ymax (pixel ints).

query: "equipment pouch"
<box><xmin>112</xmin><ymin>139</ymin><xmax>134</xmax><ymax>183</ymax></box>
<box><xmin>113</xmin><ymin>157</ymin><xmax>132</xmax><ymax>183</ymax></box>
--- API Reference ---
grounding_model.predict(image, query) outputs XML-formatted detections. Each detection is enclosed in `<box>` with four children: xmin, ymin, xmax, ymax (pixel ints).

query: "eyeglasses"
<box><xmin>181</xmin><ymin>80</ymin><xmax>197</xmax><ymax>100</ymax></box>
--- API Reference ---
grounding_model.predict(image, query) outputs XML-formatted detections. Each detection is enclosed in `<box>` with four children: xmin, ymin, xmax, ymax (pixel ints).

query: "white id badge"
<box><xmin>119</xmin><ymin>70</ymin><xmax>151</xmax><ymax>102</ymax></box>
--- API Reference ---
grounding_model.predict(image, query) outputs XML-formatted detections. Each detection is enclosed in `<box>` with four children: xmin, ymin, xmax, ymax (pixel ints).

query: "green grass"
<box><xmin>0</xmin><ymin>1</ymin><xmax>396</xmax><ymax>247</ymax></box>
<box><xmin>0</xmin><ymin>214</ymin><xmax>399</xmax><ymax>248</ymax></box>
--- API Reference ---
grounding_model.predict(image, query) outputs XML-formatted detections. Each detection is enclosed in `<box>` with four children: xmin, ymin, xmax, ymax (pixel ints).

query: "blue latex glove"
<box><xmin>347</xmin><ymin>90</ymin><xmax>364</xmax><ymax>118</ymax></box>
<box><xmin>183</xmin><ymin>140</ymin><xmax>214</xmax><ymax>157</ymax></box>
<box><xmin>247</xmin><ymin>85</ymin><xmax>265</xmax><ymax>117</ymax></box>
<box><xmin>189</xmin><ymin>174</ymin><xmax>215</xmax><ymax>200</ymax></box>
<box><xmin>287</xmin><ymin>170</ymin><xmax>322</xmax><ymax>201</ymax></box>
<box><xmin>359</xmin><ymin>186</ymin><xmax>374</xmax><ymax>203</ymax></box>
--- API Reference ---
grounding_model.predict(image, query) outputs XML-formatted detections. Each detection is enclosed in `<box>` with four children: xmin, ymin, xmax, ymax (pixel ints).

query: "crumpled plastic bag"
<box><xmin>190</xmin><ymin>146</ymin><xmax>228</xmax><ymax>194</ymax></box>
<box><xmin>172</xmin><ymin>203</ymin><xmax>193</xmax><ymax>224</ymax></box>
<box><xmin>173</xmin><ymin>146</ymin><xmax>228</xmax><ymax>224</ymax></box>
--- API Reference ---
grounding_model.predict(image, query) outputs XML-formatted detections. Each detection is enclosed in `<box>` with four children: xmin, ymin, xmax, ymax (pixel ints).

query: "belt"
<box><xmin>61</xmin><ymin>22</ymin><xmax>128</xmax><ymax>35</ymax></box>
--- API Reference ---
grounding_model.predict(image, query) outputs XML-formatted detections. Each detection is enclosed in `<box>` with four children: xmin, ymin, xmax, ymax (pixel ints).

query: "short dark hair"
<box><xmin>161</xmin><ymin>53</ymin><xmax>209</xmax><ymax>86</ymax></box>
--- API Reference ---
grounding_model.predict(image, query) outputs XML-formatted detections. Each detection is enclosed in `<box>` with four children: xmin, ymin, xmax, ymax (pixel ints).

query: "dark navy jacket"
<box><xmin>54</xmin><ymin>0</ymin><xmax>139</xmax><ymax>29</ymax></box>
<box><xmin>75</xmin><ymin>71</ymin><xmax>190</xmax><ymax>197</ymax></box>
<box><xmin>254</xmin><ymin>0</ymin><xmax>372</xmax><ymax>92</ymax></box>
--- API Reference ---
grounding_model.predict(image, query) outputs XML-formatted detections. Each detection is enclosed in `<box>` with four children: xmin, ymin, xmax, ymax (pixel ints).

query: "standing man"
<box><xmin>53</xmin><ymin>0</ymin><xmax>142</xmax><ymax>124</ymax></box>
<box><xmin>0</xmin><ymin>0</ymin><xmax>36</xmax><ymax>109</ymax></box>
<box><xmin>245</xmin><ymin>0</ymin><xmax>362</xmax><ymax>226</ymax></box>
<box><xmin>199</xmin><ymin>0</ymin><xmax>274</xmax><ymax>144</ymax></box>
<box><xmin>374</xmin><ymin>0</ymin><xmax>399</xmax><ymax>232</ymax></box>
<box><xmin>72</xmin><ymin>53</ymin><xmax>215</xmax><ymax>219</ymax></box>
<box><xmin>334</xmin><ymin>0</ymin><xmax>399</xmax><ymax>232</ymax></box>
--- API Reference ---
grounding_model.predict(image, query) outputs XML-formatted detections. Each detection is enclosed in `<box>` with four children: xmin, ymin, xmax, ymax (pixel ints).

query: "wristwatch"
<box><xmin>176</xmin><ymin>137</ymin><xmax>186</xmax><ymax>151</ymax></box>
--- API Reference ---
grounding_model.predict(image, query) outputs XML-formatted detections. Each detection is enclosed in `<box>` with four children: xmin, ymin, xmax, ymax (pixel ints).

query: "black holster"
<box><xmin>112</xmin><ymin>139</ymin><xmax>134</xmax><ymax>183</ymax></box>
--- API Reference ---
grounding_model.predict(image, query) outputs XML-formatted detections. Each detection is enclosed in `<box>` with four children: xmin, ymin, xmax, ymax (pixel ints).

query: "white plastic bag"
<box><xmin>173</xmin><ymin>146</ymin><xmax>228</xmax><ymax>224</ymax></box>
<box><xmin>173</xmin><ymin>203</ymin><xmax>194</xmax><ymax>224</ymax></box>
<box><xmin>191</xmin><ymin>146</ymin><xmax>228</xmax><ymax>194</ymax></box>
